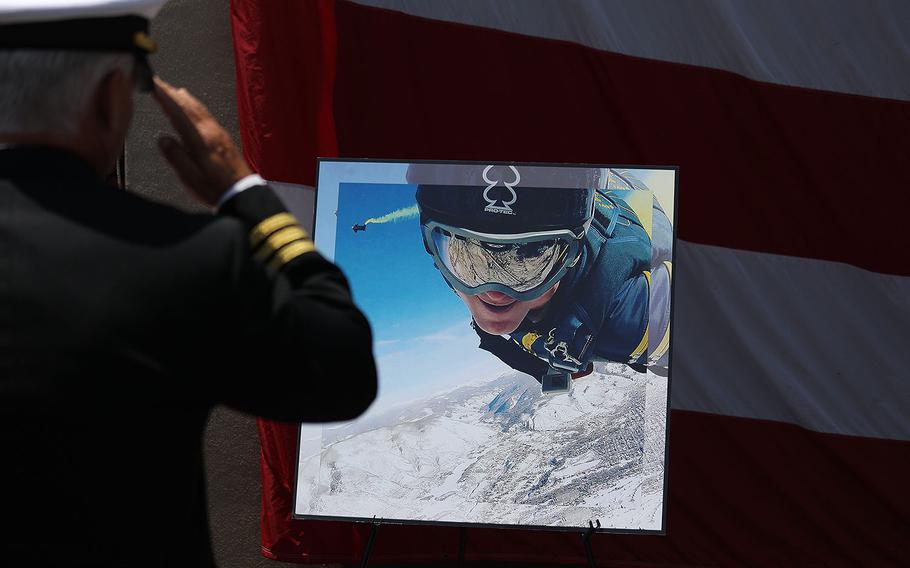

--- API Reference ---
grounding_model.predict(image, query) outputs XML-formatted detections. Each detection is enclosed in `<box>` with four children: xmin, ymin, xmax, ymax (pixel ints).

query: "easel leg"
<box><xmin>360</xmin><ymin>517</ymin><xmax>381</xmax><ymax>568</ymax></box>
<box><xmin>457</xmin><ymin>526</ymin><xmax>467</xmax><ymax>566</ymax></box>
<box><xmin>582</xmin><ymin>520</ymin><xmax>600</xmax><ymax>568</ymax></box>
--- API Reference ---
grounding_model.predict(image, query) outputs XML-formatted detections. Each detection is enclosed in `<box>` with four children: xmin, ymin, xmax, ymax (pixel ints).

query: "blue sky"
<box><xmin>334</xmin><ymin>182</ymin><xmax>457</xmax><ymax>335</ymax></box>
<box><xmin>330</xmin><ymin>181</ymin><xmax>507</xmax><ymax>408</ymax></box>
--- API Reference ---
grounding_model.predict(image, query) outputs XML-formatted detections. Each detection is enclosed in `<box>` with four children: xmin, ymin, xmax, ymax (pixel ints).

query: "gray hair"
<box><xmin>0</xmin><ymin>50</ymin><xmax>134</xmax><ymax>135</ymax></box>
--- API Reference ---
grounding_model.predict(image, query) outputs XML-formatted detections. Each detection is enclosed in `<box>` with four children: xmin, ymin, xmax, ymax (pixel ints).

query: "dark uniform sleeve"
<box><xmin>209</xmin><ymin>185</ymin><xmax>377</xmax><ymax>422</ymax></box>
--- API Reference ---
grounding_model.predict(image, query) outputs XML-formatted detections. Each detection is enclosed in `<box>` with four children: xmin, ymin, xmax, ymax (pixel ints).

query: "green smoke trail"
<box><xmin>364</xmin><ymin>204</ymin><xmax>419</xmax><ymax>225</ymax></box>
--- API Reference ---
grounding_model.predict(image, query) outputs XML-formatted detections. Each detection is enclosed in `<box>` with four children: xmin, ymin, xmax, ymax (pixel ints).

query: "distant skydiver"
<box><xmin>410</xmin><ymin>164</ymin><xmax>672</xmax><ymax>392</ymax></box>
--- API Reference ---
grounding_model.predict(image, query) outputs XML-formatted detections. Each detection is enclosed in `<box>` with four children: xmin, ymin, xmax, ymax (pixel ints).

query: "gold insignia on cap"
<box><xmin>133</xmin><ymin>31</ymin><xmax>157</xmax><ymax>53</ymax></box>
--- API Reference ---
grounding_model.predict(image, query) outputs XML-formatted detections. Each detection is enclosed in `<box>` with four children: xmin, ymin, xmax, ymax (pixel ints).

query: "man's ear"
<box><xmin>92</xmin><ymin>68</ymin><xmax>131</xmax><ymax>133</ymax></box>
<box><xmin>81</xmin><ymin>67</ymin><xmax>133</xmax><ymax>179</ymax></box>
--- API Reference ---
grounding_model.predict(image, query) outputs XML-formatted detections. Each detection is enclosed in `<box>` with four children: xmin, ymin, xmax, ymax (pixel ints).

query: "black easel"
<box><xmin>582</xmin><ymin>519</ymin><xmax>601</xmax><ymax>568</ymax></box>
<box><xmin>457</xmin><ymin>526</ymin><xmax>467</xmax><ymax>565</ymax></box>
<box><xmin>360</xmin><ymin>517</ymin><xmax>381</xmax><ymax>568</ymax></box>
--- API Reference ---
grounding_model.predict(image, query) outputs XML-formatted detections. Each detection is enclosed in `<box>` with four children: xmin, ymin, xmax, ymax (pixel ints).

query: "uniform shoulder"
<box><xmin>92</xmin><ymin>186</ymin><xmax>248</xmax><ymax>248</ymax></box>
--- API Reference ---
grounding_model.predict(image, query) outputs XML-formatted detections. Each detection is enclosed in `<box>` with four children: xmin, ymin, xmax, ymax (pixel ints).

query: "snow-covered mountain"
<box><xmin>296</xmin><ymin>364</ymin><xmax>667</xmax><ymax>530</ymax></box>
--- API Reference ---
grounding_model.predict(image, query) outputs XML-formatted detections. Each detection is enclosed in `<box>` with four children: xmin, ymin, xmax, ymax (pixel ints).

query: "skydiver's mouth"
<box><xmin>477</xmin><ymin>294</ymin><xmax>517</xmax><ymax>313</ymax></box>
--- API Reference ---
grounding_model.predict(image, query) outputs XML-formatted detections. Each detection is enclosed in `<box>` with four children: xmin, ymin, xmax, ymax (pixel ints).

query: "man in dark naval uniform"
<box><xmin>0</xmin><ymin>1</ymin><xmax>377</xmax><ymax>566</ymax></box>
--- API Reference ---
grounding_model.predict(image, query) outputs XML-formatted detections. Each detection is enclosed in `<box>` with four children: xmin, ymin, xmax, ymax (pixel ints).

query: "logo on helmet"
<box><xmin>482</xmin><ymin>165</ymin><xmax>519</xmax><ymax>215</ymax></box>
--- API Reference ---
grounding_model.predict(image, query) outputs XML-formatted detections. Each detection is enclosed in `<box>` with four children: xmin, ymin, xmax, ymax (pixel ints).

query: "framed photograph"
<box><xmin>294</xmin><ymin>159</ymin><xmax>677</xmax><ymax>532</ymax></box>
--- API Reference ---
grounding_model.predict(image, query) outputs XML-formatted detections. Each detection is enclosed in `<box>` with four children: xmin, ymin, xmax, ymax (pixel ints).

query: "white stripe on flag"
<box><xmin>352</xmin><ymin>0</ymin><xmax>910</xmax><ymax>101</ymax></box>
<box><xmin>672</xmin><ymin>241</ymin><xmax>910</xmax><ymax>441</ymax></box>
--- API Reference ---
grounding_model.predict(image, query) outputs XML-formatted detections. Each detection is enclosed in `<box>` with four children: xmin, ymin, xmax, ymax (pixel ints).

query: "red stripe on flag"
<box><xmin>330</xmin><ymin>2</ymin><xmax>910</xmax><ymax>276</ymax></box>
<box><xmin>230</xmin><ymin>0</ymin><xmax>338</xmax><ymax>184</ymax></box>
<box><xmin>232</xmin><ymin>2</ymin><xmax>344</xmax><ymax>559</ymax></box>
<box><xmin>257</xmin><ymin>411</ymin><xmax>910</xmax><ymax>566</ymax></box>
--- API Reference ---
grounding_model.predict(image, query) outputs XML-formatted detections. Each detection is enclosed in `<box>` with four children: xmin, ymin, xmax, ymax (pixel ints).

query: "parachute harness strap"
<box><xmin>604</xmin><ymin>203</ymin><xmax>620</xmax><ymax>237</ymax></box>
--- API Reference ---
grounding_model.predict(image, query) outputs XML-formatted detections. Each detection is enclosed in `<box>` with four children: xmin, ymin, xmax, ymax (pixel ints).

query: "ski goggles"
<box><xmin>422</xmin><ymin>221</ymin><xmax>583</xmax><ymax>301</ymax></box>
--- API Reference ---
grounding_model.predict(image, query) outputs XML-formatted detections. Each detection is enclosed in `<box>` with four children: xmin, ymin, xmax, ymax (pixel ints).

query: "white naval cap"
<box><xmin>0</xmin><ymin>0</ymin><xmax>167</xmax><ymax>54</ymax></box>
<box><xmin>0</xmin><ymin>0</ymin><xmax>165</xmax><ymax>24</ymax></box>
<box><xmin>0</xmin><ymin>0</ymin><xmax>169</xmax><ymax>92</ymax></box>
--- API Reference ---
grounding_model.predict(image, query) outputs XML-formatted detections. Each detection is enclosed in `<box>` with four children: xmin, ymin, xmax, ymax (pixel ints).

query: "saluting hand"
<box><xmin>153</xmin><ymin>77</ymin><xmax>252</xmax><ymax>207</ymax></box>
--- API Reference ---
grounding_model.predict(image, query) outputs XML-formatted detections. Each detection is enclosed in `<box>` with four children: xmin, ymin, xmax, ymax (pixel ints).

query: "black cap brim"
<box><xmin>0</xmin><ymin>15</ymin><xmax>155</xmax><ymax>54</ymax></box>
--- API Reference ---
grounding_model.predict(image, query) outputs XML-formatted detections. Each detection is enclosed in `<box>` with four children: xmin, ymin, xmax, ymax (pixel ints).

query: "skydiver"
<box><xmin>411</xmin><ymin>164</ymin><xmax>672</xmax><ymax>392</ymax></box>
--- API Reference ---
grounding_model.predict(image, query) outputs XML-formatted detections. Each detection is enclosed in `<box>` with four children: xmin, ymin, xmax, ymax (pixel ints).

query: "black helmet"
<box><xmin>412</xmin><ymin>164</ymin><xmax>596</xmax><ymax>301</ymax></box>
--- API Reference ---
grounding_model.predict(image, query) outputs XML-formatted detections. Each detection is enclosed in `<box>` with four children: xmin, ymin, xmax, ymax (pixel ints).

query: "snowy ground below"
<box><xmin>296</xmin><ymin>363</ymin><xmax>667</xmax><ymax>530</ymax></box>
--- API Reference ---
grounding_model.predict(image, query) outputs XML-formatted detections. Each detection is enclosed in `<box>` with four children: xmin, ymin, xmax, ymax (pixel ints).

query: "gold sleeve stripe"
<box><xmin>249</xmin><ymin>213</ymin><xmax>299</xmax><ymax>249</ymax></box>
<box><xmin>649</xmin><ymin>322</ymin><xmax>671</xmax><ymax>364</ymax></box>
<box><xmin>643</xmin><ymin>269</ymin><xmax>651</xmax><ymax>287</ymax></box>
<box><xmin>254</xmin><ymin>225</ymin><xmax>309</xmax><ymax>262</ymax></box>
<box><xmin>521</xmin><ymin>332</ymin><xmax>541</xmax><ymax>352</ymax></box>
<box><xmin>268</xmin><ymin>240</ymin><xmax>316</xmax><ymax>271</ymax></box>
<box><xmin>663</xmin><ymin>260</ymin><xmax>672</xmax><ymax>279</ymax></box>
